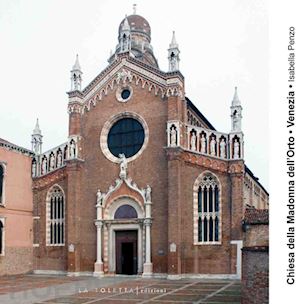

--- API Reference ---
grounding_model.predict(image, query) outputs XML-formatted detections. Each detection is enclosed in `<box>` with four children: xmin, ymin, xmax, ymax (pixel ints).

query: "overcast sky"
<box><xmin>0</xmin><ymin>0</ymin><xmax>268</xmax><ymax>188</ymax></box>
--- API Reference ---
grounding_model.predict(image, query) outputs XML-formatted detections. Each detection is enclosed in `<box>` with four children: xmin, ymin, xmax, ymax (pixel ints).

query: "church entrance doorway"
<box><xmin>115</xmin><ymin>230</ymin><xmax>138</xmax><ymax>275</ymax></box>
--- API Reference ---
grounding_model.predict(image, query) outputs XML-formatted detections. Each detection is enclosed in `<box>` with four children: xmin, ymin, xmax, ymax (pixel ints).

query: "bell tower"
<box><xmin>31</xmin><ymin>118</ymin><xmax>42</xmax><ymax>154</ymax></box>
<box><xmin>230</xmin><ymin>87</ymin><xmax>243</xmax><ymax>132</ymax></box>
<box><xmin>70</xmin><ymin>54</ymin><xmax>82</xmax><ymax>91</ymax></box>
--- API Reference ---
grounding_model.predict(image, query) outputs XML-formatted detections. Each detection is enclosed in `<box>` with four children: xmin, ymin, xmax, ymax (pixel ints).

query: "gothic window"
<box><xmin>47</xmin><ymin>186</ymin><xmax>65</xmax><ymax>246</ymax></box>
<box><xmin>195</xmin><ymin>172</ymin><xmax>220</xmax><ymax>244</ymax></box>
<box><xmin>0</xmin><ymin>219</ymin><xmax>4</xmax><ymax>255</ymax></box>
<box><xmin>0</xmin><ymin>164</ymin><xmax>4</xmax><ymax>205</ymax></box>
<box><xmin>107</xmin><ymin>118</ymin><xmax>145</xmax><ymax>158</ymax></box>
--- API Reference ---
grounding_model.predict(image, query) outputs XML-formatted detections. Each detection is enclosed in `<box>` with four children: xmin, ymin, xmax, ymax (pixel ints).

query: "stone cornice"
<box><xmin>0</xmin><ymin>141</ymin><xmax>34</xmax><ymax>157</ymax></box>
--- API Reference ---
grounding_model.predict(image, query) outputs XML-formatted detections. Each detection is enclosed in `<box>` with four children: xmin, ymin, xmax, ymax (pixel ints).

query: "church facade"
<box><xmin>26</xmin><ymin>13</ymin><xmax>269</xmax><ymax>279</ymax></box>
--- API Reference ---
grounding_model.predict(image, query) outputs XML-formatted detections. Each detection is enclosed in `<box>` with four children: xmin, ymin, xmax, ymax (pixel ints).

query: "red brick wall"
<box><xmin>33</xmin><ymin>174</ymin><xmax>68</xmax><ymax>271</ymax></box>
<box><xmin>242</xmin><ymin>248</ymin><xmax>269</xmax><ymax>304</ymax></box>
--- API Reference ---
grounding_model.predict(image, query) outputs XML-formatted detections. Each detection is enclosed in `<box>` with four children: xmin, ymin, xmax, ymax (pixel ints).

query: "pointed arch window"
<box><xmin>194</xmin><ymin>172</ymin><xmax>221</xmax><ymax>244</ymax></box>
<box><xmin>46</xmin><ymin>186</ymin><xmax>65</xmax><ymax>246</ymax></box>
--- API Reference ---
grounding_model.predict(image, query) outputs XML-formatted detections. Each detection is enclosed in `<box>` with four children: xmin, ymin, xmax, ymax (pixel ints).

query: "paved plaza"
<box><xmin>0</xmin><ymin>275</ymin><xmax>241</xmax><ymax>304</ymax></box>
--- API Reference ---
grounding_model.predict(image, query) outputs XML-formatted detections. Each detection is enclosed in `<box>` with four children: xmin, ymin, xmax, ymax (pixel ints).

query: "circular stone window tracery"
<box><xmin>100</xmin><ymin>112</ymin><xmax>149</xmax><ymax>163</ymax></box>
<box><xmin>116</xmin><ymin>86</ymin><xmax>132</xmax><ymax>103</ymax></box>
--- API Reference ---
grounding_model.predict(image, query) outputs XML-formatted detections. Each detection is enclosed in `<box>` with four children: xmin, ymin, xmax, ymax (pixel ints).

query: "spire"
<box><xmin>230</xmin><ymin>86</ymin><xmax>243</xmax><ymax>132</ymax></box>
<box><xmin>122</xmin><ymin>16</ymin><xmax>130</xmax><ymax>31</ymax></box>
<box><xmin>31</xmin><ymin>118</ymin><xmax>43</xmax><ymax>154</ymax></box>
<box><xmin>232</xmin><ymin>86</ymin><xmax>241</xmax><ymax>106</ymax></box>
<box><xmin>72</xmin><ymin>54</ymin><xmax>81</xmax><ymax>71</ymax></box>
<box><xmin>33</xmin><ymin>118</ymin><xmax>41</xmax><ymax>135</ymax></box>
<box><xmin>120</xmin><ymin>16</ymin><xmax>131</xmax><ymax>52</ymax></box>
<box><xmin>168</xmin><ymin>31</ymin><xmax>180</xmax><ymax>72</ymax></box>
<box><xmin>70</xmin><ymin>54</ymin><xmax>83</xmax><ymax>91</ymax></box>
<box><xmin>133</xmin><ymin>3</ymin><xmax>137</xmax><ymax>15</ymax></box>
<box><xmin>170</xmin><ymin>31</ymin><xmax>178</xmax><ymax>48</ymax></box>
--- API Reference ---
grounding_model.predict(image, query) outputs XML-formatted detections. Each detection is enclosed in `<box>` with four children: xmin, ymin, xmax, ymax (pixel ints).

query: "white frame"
<box><xmin>46</xmin><ymin>184</ymin><xmax>65</xmax><ymax>247</ymax></box>
<box><xmin>193</xmin><ymin>171</ymin><xmax>222</xmax><ymax>245</ymax></box>
<box><xmin>100</xmin><ymin>111</ymin><xmax>149</xmax><ymax>163</ymax></box>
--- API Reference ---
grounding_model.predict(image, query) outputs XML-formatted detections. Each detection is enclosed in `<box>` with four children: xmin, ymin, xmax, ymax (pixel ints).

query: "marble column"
<box><xmin>143</xmin><ymin>218</ymin><xmax>153</xmax><ymax>276</ymax></box>
<box><xmin>94</xmin><ymin>221</ymin><xmax>104</xmax><ymax>276</ymax></box>
<box><xmin>94</xmin><ymin>201</ymin><xmax>104</xmax><ymax>276</ymax></box>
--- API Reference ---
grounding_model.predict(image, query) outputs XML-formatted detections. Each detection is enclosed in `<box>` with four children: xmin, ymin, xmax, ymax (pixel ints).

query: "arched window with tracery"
<box><xmin>46</xmin><ymin>185</ymin><xmax>65</xmax><ymax>246</ymax></box>
<box><xmin>194</xmin><ymin>172</ymin><xmax>221</xmax><ymax>244</ymax></box>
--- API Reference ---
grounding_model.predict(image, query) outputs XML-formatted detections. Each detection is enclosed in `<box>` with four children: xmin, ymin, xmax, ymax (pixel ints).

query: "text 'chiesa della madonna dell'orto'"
<box><xmin>0</xmin><ymin>9</ymin><xmax>268</xmax><ymax>279</ymax></box>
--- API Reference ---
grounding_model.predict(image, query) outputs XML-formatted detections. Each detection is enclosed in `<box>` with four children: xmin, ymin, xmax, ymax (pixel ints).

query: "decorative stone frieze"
<box><xmin>32</xmin><ymin>136</ymin><xmax>81</xmax><ymax>178</ymax></box>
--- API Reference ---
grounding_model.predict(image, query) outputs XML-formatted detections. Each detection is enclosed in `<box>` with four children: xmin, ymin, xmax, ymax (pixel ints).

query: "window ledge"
<box><xmin>194</xmin><ymin>242</ymin><xmax>222</xmax><ymax>246</ymax></box>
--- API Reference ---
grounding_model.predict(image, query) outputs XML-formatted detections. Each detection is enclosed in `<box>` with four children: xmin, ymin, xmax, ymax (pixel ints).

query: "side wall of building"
<box><xmin>0</xmin><ymin>147</ymin><xmax>33</xmax><ymax>275</ymax></box>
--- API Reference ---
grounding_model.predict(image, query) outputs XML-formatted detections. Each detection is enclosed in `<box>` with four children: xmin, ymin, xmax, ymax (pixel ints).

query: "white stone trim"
<box><xmin>33</xmin><ymin>270</ymin><xmax>67</xmax><ymax>275</ymax></box>
<box><xmin>45</xmin><ymin>184</ymin><xmax>65</xmax><ymax>246</ymax></box>
<box><xmin>116</xmin><ymin>85</ymin><xmax>133</xmax><ymax>103</ymax></box>
<box><xmin>107</xmin><ymin>223</ymin><xmax>143</xmax><ymax>274</ymax></box>
<box><xmin>100</xmin><ymin>111</ymin><xmax>149</xmax><ymax>164</ymax></box>
<box><xmin>230</xmin><ymin>240</ymin><xmax>243</xmax><ymax>279</ymax></box>
<box><xmin>107</xmin><ymin>197</ymin><xmax>145</xmax><ymax>219</ymax></box>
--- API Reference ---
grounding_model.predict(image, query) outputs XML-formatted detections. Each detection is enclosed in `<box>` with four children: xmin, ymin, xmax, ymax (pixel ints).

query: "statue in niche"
<box><xmin>119</xmin><ymin>153</ymin><xmax>127</xmax><ymax>179</ymax></box>
<box><xmin>190</xmin><ymin>132</ymin><xmax>196</xmax><ymax>151</ymax></box>
<box><xmin>49</xmin><ymin>154</ymin><xmax>55</xmax><ymax>171</ymax></box>
<box><xmin>220</xmin><ymin>138</ymin><xmax>226</xmax><ymax>158</ymax></box>
<box><xmin>200</xmin><ymin>134</ymin><xmax>206</xmax><ymax>153</ymax></box>
<box><xmin>145</xmin><ymin>185</ymin><xmax>152</xmax><ymax>202</ymax></box>
<box><xmin>57</xmin><ymin>151</ymin><xmax>62</xmax><ymax>167</ymax></box>
<box><xmin>96</xmin><ymin>189</ymin><xmax>104</xmax><ymax>206</ymax></box>
<box><xmin>210</xmin><ymin>137</ymin><xmax>216</xmax><ymax>156</ymax></box>
<box><xmin>42</xmin><ymin>157</ymin><xmax>47</xmax><ymax>174</ymax></box>
<box><xmin>233</xmin><ymin>139</ymin><xmax>240</xmax><ymax>159</ymax></box>
<box><xmin>32</xmin><ymin>161</ymin><xmax>36</xmax><ymax>177</ymax></box>
<box><xmin>170</xmin><ymin>126</ymin><xmax>177</xmax><ymax>147</ymax></box>
<box><xmin>69</xmin><ymin>140</ymin><xmax>76</xmax><ymax>159</ymax></box>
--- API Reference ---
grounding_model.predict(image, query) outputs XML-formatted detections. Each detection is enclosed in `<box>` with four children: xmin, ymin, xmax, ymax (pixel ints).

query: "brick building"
<box><xmin>1</xmin><ymin>12</ymin><xmax>268</xmax><ymax>278</ymax></box>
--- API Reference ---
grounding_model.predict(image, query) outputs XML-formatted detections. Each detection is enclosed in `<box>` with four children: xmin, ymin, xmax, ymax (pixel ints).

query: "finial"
<box><xmin>33</xmin><ymin>118</ymin><xmax>41</xmax><ymax>135</ymax></box>
<box><xmin>72</xmin><ymin>54</ymin><xmax>81</xmax><ymax>71</ymax></box>
<box><xmin>133</xmin><ymin>3</ymin><xmax>137</xmax><ymax>14</ymax></box>
<box><xmin>122</xmin><ymin>16</ymin><xmax>130</xmax><ymax>31</ymax></box>
<box><xmin>170</xmin><ymin>31</ymin><xmax>178</xmax><ymax>48</ymax></box>
<box><xmin>232</xmin><ymin>86</ymin><xmax>241</xmax><ymax>106</ymax></box>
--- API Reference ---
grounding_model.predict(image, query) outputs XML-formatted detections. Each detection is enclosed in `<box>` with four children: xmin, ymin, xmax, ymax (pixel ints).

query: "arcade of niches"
<box><xmin>29</xmin><ymin>10</ymin><xmax>268</xmax><ymax>279</ymax></box>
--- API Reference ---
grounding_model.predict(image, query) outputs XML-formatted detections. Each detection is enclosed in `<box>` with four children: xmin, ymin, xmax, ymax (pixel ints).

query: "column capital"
<box><xmin>94</xmin><ymin>220</ymin><xmax>103</xmax><ymax>227</ymax></box>
<box><xmin>144</xmin><ymin>218</ymin><xmax>152</xmax><ymax>226</ymax></box>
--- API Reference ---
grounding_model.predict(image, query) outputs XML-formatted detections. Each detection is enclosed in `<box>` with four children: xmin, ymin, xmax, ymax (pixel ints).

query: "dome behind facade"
<box><xmin>109</xmin><ymin>13</ymin><xmax>158</xmax><ymax>68</ymax></box>
<box><xmin>119</xmin><ymin>14</ymin><xmax>151</xmax><ymax>41</ymax></box>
